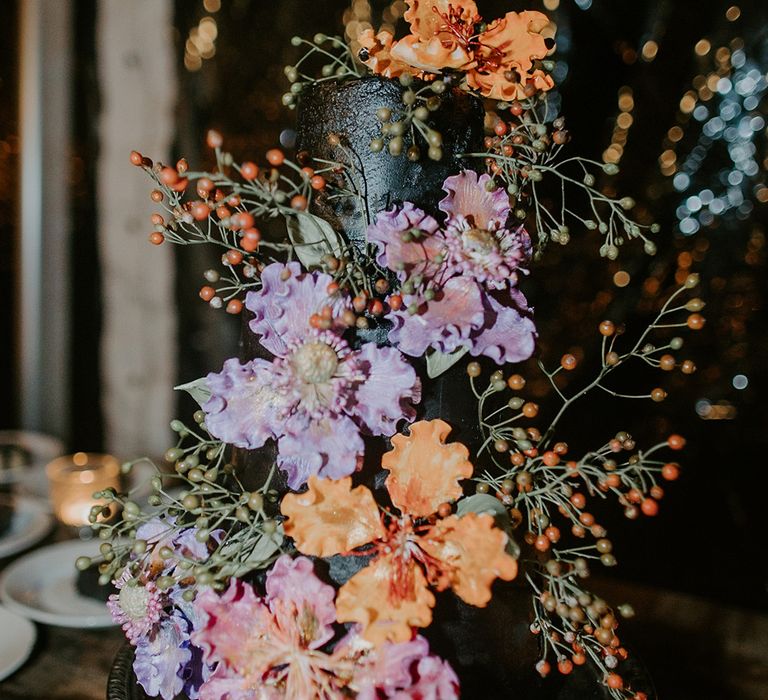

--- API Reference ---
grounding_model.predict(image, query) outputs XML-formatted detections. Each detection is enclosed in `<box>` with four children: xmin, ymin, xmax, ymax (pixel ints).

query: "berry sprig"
<box><xmin>463</xmin><ymin>275</ymin><xmax>700</xmax><ymax>698</ymax></box>
<box><xmin>368</xmin><ymin>74</ymin><xmax>451</xmax><ymax>161</ymax></box>
<box><xmin>465</xmin><ymin>98</ymin><xmax>659</xmax><ymax>258</ymax></box>
<box><xmin>81</xmin><ymin>416</ymin><xmax>285</xmax><ymax>597</ymax></box>
<box><xmin>282</xmin><ymin>33</ymin><xmax>364</xmax><ymax>109</ymax></box>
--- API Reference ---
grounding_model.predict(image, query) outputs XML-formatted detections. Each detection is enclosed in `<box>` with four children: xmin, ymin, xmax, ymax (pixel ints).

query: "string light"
<box><xmin>658</xmin><ymin>26</ymin><xmax>767</xmax><ymax>235</ymax></box>
<box><xmin>603</xmin><ymin>87</ymin><xmax>635</xmax><ymax>164</ymax></box>
<box><xmin>184</xmin><ymin>5</ymin><xmax>219</xmax><ymax>72</ymax></box>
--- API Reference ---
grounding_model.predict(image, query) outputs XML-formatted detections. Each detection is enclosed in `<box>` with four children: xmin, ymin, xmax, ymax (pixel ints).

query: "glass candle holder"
<box><xmin>46</xmin><ymin>452</ymin><xmax>121</xmax><ymax>527</ymax></box>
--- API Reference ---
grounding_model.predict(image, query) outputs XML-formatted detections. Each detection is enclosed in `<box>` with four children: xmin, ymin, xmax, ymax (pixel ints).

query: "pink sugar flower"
<box><xmin>368</xmin><ymin>170</ymin><xmax>537</xmax><ymax>364</ymax></box>
<box><xmin>191</xmin><ymin>555</ymin><xmax>458</xmax><ymax>700</ymax></box>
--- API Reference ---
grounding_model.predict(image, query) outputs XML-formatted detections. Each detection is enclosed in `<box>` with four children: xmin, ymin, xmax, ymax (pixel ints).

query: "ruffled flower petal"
<box><xmin>469</xmin><ymin>292</ymin><xmax>537</xmax><ymax>364</ymax></box>
<box><xmin>367</xmin><ymin>203</ymin><xmax>443</xmax><ymax>282</ymax></box>
<box><xmin>133</xmin><ymin>612</ymin><xmax>193</xmax><ymax>700</ymax></box>
<box><xmin>264</xmin><ymin>555</ymin><xmax>337</xmax><ymax>649</ymax></box>
<box><xmin>438</xmin><ymin>170</ymin><xmax>510</xmax><ymax>231</ymax></box>
<box><xmin>403</xmin><ymin>0</ymin><xmax>478</xmax><ymax>41</ymax></box>
<box><xmin>246</xmin><ymin>262</ymin><xmax>349</xmax><ymax>357</ymax></box>
<box><xmin>420</xmin><ymin>513</ymin><xmax>518</xmax><ymax>606</ymax></box>
<box><xmin>336</xmin><ymin>554</ymin><xmax>436</xmax><ymax>645</ymax></box>
<box><xmin>192</xmin><ymin>579</ymin><xmax>273</xmax><ymax>676</ymax></box>
<box><xmin>389</xmin><ymin>34</ymin><xmax>473</xmax><ymax>74</ymax></box>
<box><xmin>277</xmin><ymin>413</ymin><xmax>364</xmax><ymax>489</ymax></box>
<box><xmin>281</xmin><ymin>475</ymin><xmax>385</xmax><ymax>557</ymax></box>
<box><xmin>388</xmin><ymin>276</ymin><xmax>485</xmax><ymax>357</ymax></box>
<box><xmin>467</xmin><ymin>11</ymin><xmax>554</xmax><ymax>101</ymax></box>
<box><xmin>390</xmin><ymin>655</ymin><xmax>460</xmax><ymax>699</ymax></box>
<box><xmin>203</xmin><ymin>358</ymin><xmax>283</xmax><ymax>450</ymax></box>
<box><xmin>383</xmin><ymin>419</ymin><xmax>473</xmax><ymax>518</ymax></box>
<box><xmin>349</xmin><ymin>635</ymin><xmax>430</xmax><ymax>698</ymax></box>
<box><xmin>353</xmin><ymin>343</ymin><xmax>422</xmax><ymax>436</ymax></box>
<box><xmin>358</xmin><ymin>29</ymin><xmax>414</xmax><ymax>79</ymax></box>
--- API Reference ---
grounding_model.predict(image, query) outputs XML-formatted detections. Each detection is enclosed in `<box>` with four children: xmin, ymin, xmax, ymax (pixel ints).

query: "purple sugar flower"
<box><xmin>368</xmin><ymin>170</ymin><xmax>537</xmax><ymax>365</ymax></box>
<box><xmin>203</xmin><ymin>262</ymin><xmax>421</xmax><ymax>489</ymax></box>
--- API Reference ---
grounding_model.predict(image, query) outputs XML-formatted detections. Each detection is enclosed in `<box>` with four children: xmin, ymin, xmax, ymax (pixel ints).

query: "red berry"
<box><xmin>190</xmin><ymin>201</ymin><xmax>210</xmax><ymax>221</ymax></box>
<box><xmin>640</xmin><ymin>498</ymin><xmax>659</xmax><ymax>516</ymax></box>
<box><xmin>199</xmin><ymin>286</ymin><xmax>215</xmax><ymax>301</ymax></box>
<box><xmin>241</xmin><ymin>228</ymin><xmax>261</xmax><ymax>252</ymax></box>
<box><xmin>266</xmin><ymin>148</ymin><xmax>285</xmax><ymax>166</ymax></box>
<box><xmin>159</xmin><ymin>166</ymin><xmax>179</xmax><ymax>186</ymax></box>
<box><xmin>661</xmin><ymin>463</ymin><xmax>680</xmax><ymax>481</ymax></box>
<box><xmin>148</xmin><ymin>232</ymin><xmax>164</xmax><ymax>245</ymax></box>
<box><xmin>130</xmin><ymin>150</ymin><xmax>144</xmax><ymax>166</ymax></box>
<box><xmin>226</xmin><ymin>299</ymin><xmax>243</xmax><ymax>314</ymax></box>
<box><xmin>226</xmin><ymin>249</ymin><xmax>243</xmax><ymax>265</ymax></box>
<box><xmin>241</xmin><ymin>161</ymin><xmax>259</xmax><ymax>180</ymax></box>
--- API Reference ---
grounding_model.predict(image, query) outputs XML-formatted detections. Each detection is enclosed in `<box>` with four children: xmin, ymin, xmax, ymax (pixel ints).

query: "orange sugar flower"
<box><xmin>467</xmin><ymin>11</ymin><xmax>555</xmax><ymax>101</ymax></box>
<box><xmin>358</xmin><ymin>29</ymin><xmax>414</xmax><ymax>79</ymax></box>
<box><xmin>280</xmin><ymin>419</ymin><xmax>518</xmax><ymax>645</ymax></box>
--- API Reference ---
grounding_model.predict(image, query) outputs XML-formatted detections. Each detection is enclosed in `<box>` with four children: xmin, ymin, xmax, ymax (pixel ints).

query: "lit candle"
<box><xmin>46</xmin><ymin>452</ymin><xmax>121</xmax><ymax>527</ymax></box>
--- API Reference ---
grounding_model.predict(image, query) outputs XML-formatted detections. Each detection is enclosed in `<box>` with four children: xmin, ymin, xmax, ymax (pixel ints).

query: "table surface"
<box><xmin>0</xmin><ymin>545</ymin><xmax>766</xmax><ymax>700</ymax></box>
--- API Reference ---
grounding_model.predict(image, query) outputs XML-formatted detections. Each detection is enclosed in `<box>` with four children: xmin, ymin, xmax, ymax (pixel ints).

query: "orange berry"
<box><xmin>507</xmin><ymin>374</ymin><xmax>526</xmax><ymax>390</ymax></box>
<box><xmin>130</xmin><ymin>150</ymin><xmax>143</xmax><ymax>166</ymax></box>
<box><xmin>226</xmin><ymin>249</ymin><xmax>243</xmax><ymax>266</ymax></box>
<box><xmin>659</xmin><ymin>354</ymin><xmax>676</xmax><ymax>371</ymax></box>
<box><xmin>388</xmin><ymin>294</ymin><xmax>403</xmax><ymax>311</ymax></box>
<box><xmin>437</xmin><ymin>502</ymin><xmax>452</xmax><ymax>518</ymax></box>
<box><xmin>494</xmin><ymin>120</ymin><xmax>509</xmax><ymax>136</ymax></box>
<box><xmin>148</xmin><ymin>232</ymin><xmax>164</xmax><ymax>245</ymax></box>
<box><xmin>197</xmin><ymin>177</ymin><xmax>214</xmax><ymax>193</ymax></box>
<box><xmin>542</xmin><ymin>451</ymin><xmax>560</xmax><ymax>467</ymax></box>
<box><xmin>650</xmin><ymin>387</ymin><xmax>667</xmax><ymax>402</ymax></box>
<box><xmin>159</xmin><ymin>166</ymin><xmax>179</xmax><ymax>186</ymax></box>
<box><xmin>170</xmin><ymin>178</ymin><xmax>188</xmax><ymax>193</ymax></box>
<box><xmin>150</xmin><ymin>213</ymin><xmax>164</xmax><ymax>226</ymax></box>
<box><xmin>640</xmin><ymin>498</ymin><xmax>659</xmax><ymax>516</ymax></box>
<box><xmin>150</xmin><ymin>190</ymin><xmax>163</xmax><ymax>203</ymax></box>
<box><xmin>326</xmin><ymin>282</ymin><xmax>340</xmax><ymax>295</ymax></box>
<box><xmin>650</xmin><ymin>485</ymin><xmax>664</xmax><ymax>500</ymax></box>
<box><xmin>560</xmin><ymin>354</ymin><xmax>577</xmax><ymax>370</ymax></box>
<box><xmin>176</xmin><ymin>158</ymin><xmax>188</xmax><ymax>174</ymax></box>
<box><xmin>572</xmin><ymin>524</ymin><xmax>586</xmax><ymax>538</ymax></box>
<box><xmin>599</xmin><ymin>320</ymin><xmax>615</xmax><ymax>336</ymax></box>
<box><xmin>226</xmin><ymin>299</ymin><xmax>243</xmax><ymax>315</ymax></box>
<box><xmin>606</xmin><ymin>674</ymin><xmax>623</xmax><ymax>690</ymax></box>
<box><xmin>605</xmin><ymin>473</ymin><xmax>621</xmax><ymax>488</ymax></box>
<box><xmin>572</xmin><ymin>653</ymin><xmax>586</xmax><ymax>666</ymax></box>
<box><xmin>553</xmin><ymin>442</ymin><xmax>568</xmax><ymax>455</ymax></box>
<box><xmin>240</xmin><ymin>161</ymin><xmax>259</xmax><ymax>180</ymax></box>
<box><xmin>191</xmin><ymin>201</ymin><xmax>210</xmax><ymax>221</ymax></box>
<box><xmin>544</xmin><ymin>526</ymin><xmax>560</xmax><ymax>543</ymax></box>
<box><xmin>199</xmin><ymin>286</ymin><xmax>215</xmax><ymax>301</ymax></box>
<box><xmin>627</xmin><ymin>488</ymin><xmax>642</xmax><ymax>504</ymax></box>
<box><xmin>579</xmin><ymin>512</ymin><xmax>595</xmax><ymax>527</ymax></box>
<box><xmin>266</xmin><ymin>148</ymin><xmax>285</xmax><ymax>166</ymax></box>
<box><xmin>686</xmin><ymin>313</ymin><xmax>705</xmax><ymax>330</ymax></box>
<box><xmin>241</xmin><ymin>228</ymin><xmax>261</xmax><ymax>252</ymax></box>
<box><xmin>667</xmin><ymin>434</ymin><xmax>686</xmax><ymax>450</ymax></box>
<box><xmin>311</xmin><ymin>175</ymin><xmax>327</xmax><ymax>190</ymax></box>
<box><xmin>534</xmin><ymin>535</ymin><xmax>551</xmax><ymax>552</ymax></box>
<box><xmin>290</xmin><ymin>194</ymin><xmax>308</xmax><ymax>211</ymax></box>
<box><xmin>522</xmin><ymin>402</ymin><xmax>538</xmax><ymax>418</ymax></box>
<box><xmin>570</xmin><ymin>493</ymin><xmax>586</xmax><ymax>509</ymax></box>
<box><xmin>206</xmin><ymin>129</ymin><xmax>223</xmax><ymax>149</ymax></box>
<box><xmin>661</xmin><ymin>463</ymin><xmax>680</xmax><ymax>481</ymax></box>
<box><xmin>234</xmin><ymin>212</ymin><xmax>256</xmax><ymax>230</ymax></box>
<box><xmin>216</xmin><ymin>205</ymin><xmax>231</xmax><ymax>220</ymax></box>
<box><xmin>369</xmin><ymin>299</ymin><xmax>384</xmax><ymax>316</ymax></box>
<box><xmin>557</xmin><ymin>659</ymin><xmax>573</xmax><ymax>675</ymax></box>
<box><xmin>535</xmin><ymin>660</ymin><xmax>551</xmax><ymax>677</ymax></box>
<box><xmin>681</xmin><ymin>359</ymin><xmax>696</xmax><ymax>374</ymax></box>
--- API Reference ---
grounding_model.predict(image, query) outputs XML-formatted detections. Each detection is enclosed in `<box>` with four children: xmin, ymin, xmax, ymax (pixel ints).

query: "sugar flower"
<box><xmin>281</xmin><ymin>420</ymin><xmax>518</xmax><ymax>645</ymax></box>
<box><xmin>357</xmin><ymin>1</ymin><xmax>554</xmax><ymax>100</ymax></box>
<box><xmin>191</xmin><ymin>555</ymin><xmax>459</xmax><ymax>699</ymax></box>
<box><xmin>368</xmin><ymin>170</ymin><xmax>537</xmax><ymax>364</ymax></box>
<box><xmin>203</xmin><ymin>262</ymin><xmax>421</xmax><ymax>489</ymax></box>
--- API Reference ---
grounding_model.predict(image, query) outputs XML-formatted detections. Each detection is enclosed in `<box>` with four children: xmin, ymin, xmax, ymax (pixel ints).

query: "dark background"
<box><xmin>1</xmin><ymin>1</ymin><xmax>766</xmax><ymax>692</ymax></box>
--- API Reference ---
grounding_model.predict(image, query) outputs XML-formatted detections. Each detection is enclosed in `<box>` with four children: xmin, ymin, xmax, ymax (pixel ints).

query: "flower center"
<box><xmin>292</xmin><ymin>342</ymin><xmax>339</xmax><ymax>384</ymax></box>
<box><xmin>462</xmin><ymin>227</ymin><xmax>499</xmax><ymax>255</ymax></box>
<box><xmin>118</xmin><ymin>582</ymin><xmax>151</xmax><ymax>621</ymax></box>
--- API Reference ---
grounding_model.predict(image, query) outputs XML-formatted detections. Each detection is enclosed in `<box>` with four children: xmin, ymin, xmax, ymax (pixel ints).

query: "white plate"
<box><xmin>0</xmin><ymin>605</ymin><xmax>36</xmax><ymax>681</ymax></box>
<box><xmin>0</xmin><ymin>539</ymin><xmax>116</xmax><ymax>628</ymax></box>
<box><xmin>0</xmin><ymin>431</ymin><xmax>64</xmax><ymax>489</ymax></box>
<box><xmin>0</xmin><ymin>496</ymin><xmax>54</xmax><ymax>559</ymax></box>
